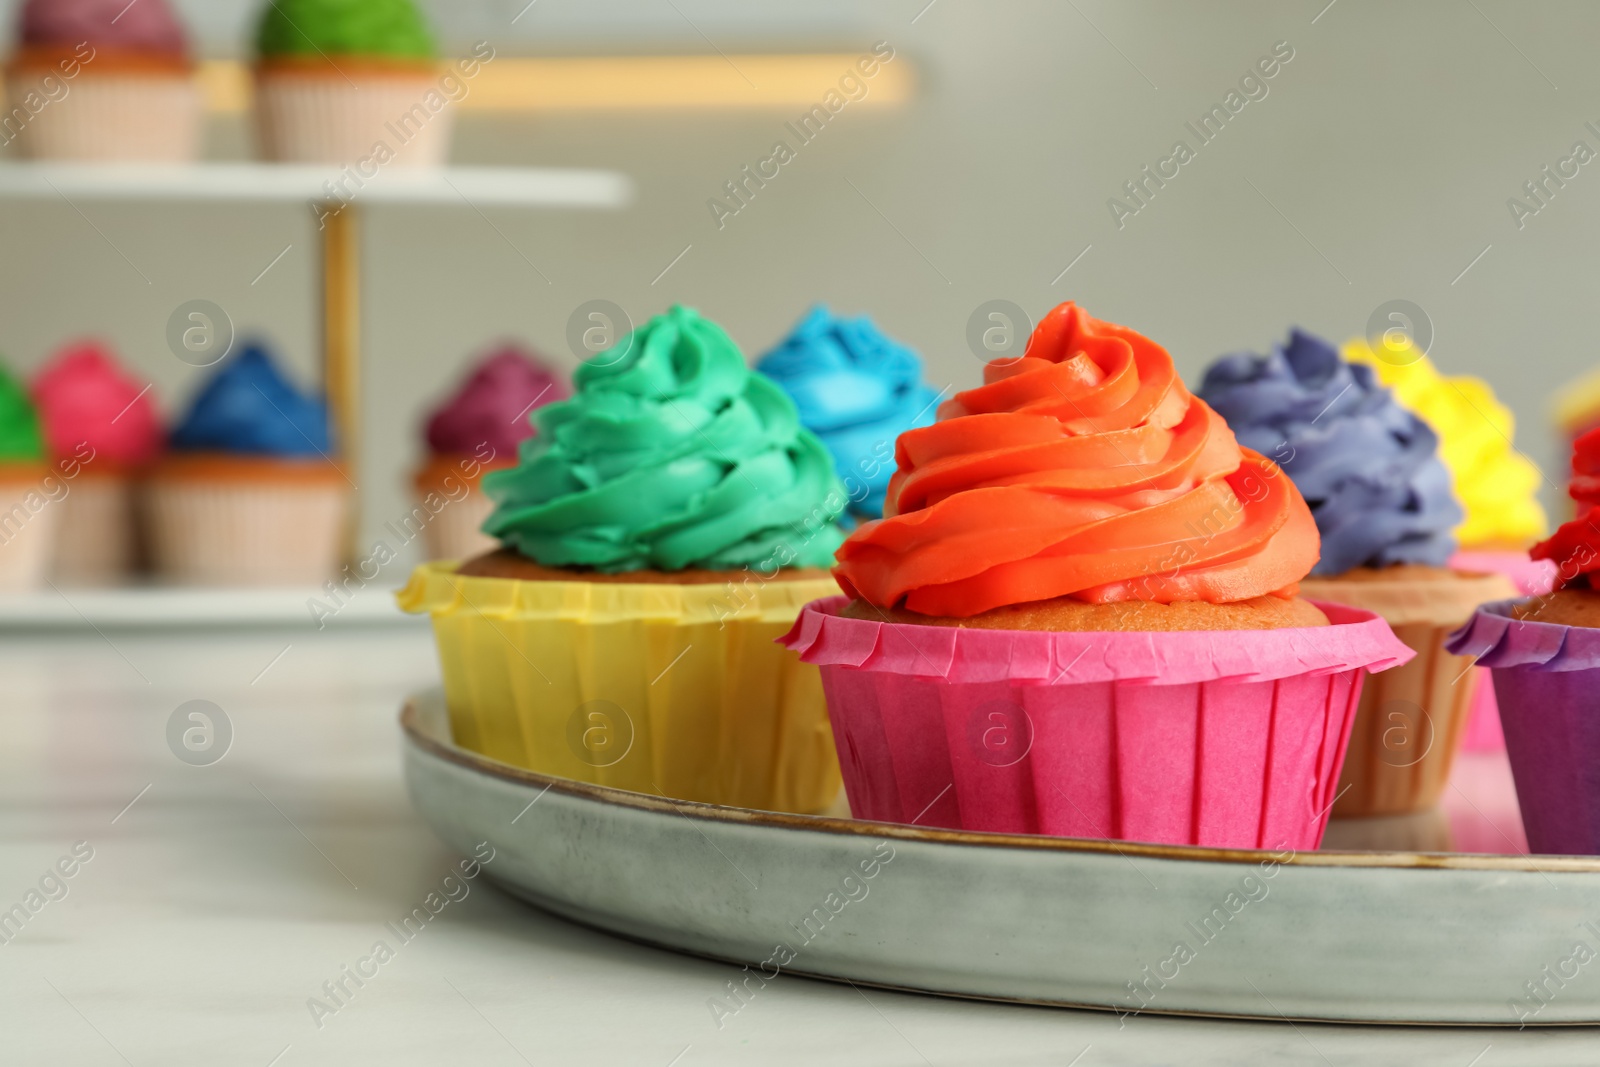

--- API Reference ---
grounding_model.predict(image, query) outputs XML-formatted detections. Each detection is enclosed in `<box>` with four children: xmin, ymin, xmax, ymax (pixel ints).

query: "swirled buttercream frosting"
<box><xmin>1344</xmin><ymin>338</ymin><xmax>1547</xmax><ymax>548</ymax></box>
<box><xmin>424</xmin><ymin>344</ymin><xmax>568</xmax><ymax>459</ymax></box>
<box><xmin>482</xmin><ymin>305</ymin><xmax>847</xmax><ymax>572</ymax></box>
<box><xmin>1532</xmin><ymin>427</ymin><xmax>1600</xmax><ymax>587</ymax></box>
<box><xmin>32</xmin><ymin>341</ymin><xmax>161</xmax><ymax>467</ymax></box>
<box><xmin>256</xmin><ymin>0</ymin><xmax>436</xmax><ymax>59</ymax></box>
<box><xmin>1199</xmin><ymin>329</ymin><xmax>1461</xmax><ymax>576</ymax></box>
<box><xmin>0</xmin><ymin>363</ymin><xmax>44</xmax><ymax>462</ymax></box>
<box><xmin>169</xmin><ymin>342</ymin><xmax>333</xmax><ymax>457</ymax></box>
<box><xmin>831</xmin><ymin>301</ymin><xmax>1319</xmax><ymax>617</ymax></box>
<box><xmin>756</xmin><ymin>306</ymin><xmax>941</xmax><ymax>519</ymax></box>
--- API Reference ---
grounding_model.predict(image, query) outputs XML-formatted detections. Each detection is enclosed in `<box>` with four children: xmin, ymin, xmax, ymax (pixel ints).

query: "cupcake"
<box><xmin>253</xmin><ymin>0</ymin><xmax>451</xmax><ymax>166</ymax></box>
<box><xmin>6</xmin><ymin>0</ymin><xmax>201</xmax><ymax>162</ymax></box>
<box><xmin>0</xmin><ymin>363</ymin><xmax>58</xmax><ymax>590</ymax></box>
<box><xmin>31</xmin><ymin>341</ymin><xmax>161</xmax><ymax>584</ymax></box>
<box><xmin>1199</xmin><ymin>329</ymin><xmax>1515</xmax><ymax>818</ymax></box>
<box><xmin>145</xmin><ymin>343</ymin><xmax>345</xmax><ymax>586</ymax></box>
<box><xmin>397</xmin><ymin>306</ymin><xmax>849</xmax><ymax>813</ymax></box>
<box><xmin>755</xmin><ymin>306</ymin><xmax>942</xmax><ymax>520</ymax></box>
<box><xmin>1449</xmin><ymin>427</ymin><xmax>1600</xmax><ymax>854</ymax></box>
<box><xmin>1346</xmin><ymin>337</ymin><xmax>1553</xmax><ymax>751</ymax></box>
<box><xmin>782</xmin><ymin>302</ymin><xmax>1411</xmax><ymax>849</ymax></box>
<box><xmin>412</xmin><ymin>344</ymin><xmax>568</xmax><ymax>562</ymax></box>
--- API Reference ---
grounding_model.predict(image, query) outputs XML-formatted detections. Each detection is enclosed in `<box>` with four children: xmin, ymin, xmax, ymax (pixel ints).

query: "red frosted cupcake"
<box><xmin>783</xmin><ymin>301</ymin><xmax>1412</xmax><ymax>849</ymax></box>
<box><xmin>1450</xmin><ymin>427</ymin><xmax>1600</xmax><ymax>854</ymax></box>
<box><xmin>31</xmin><ymin>341</ymin><xmax>161</xmax><ymax>584</ymax></box>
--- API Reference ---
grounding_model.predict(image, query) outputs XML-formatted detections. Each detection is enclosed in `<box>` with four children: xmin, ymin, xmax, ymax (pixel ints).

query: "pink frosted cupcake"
<box><xmin>5</xmin><ymin>0</ymin><xmax>201</xmax><ymax>162</ymax></box>
<box><xmin>412</xmin><ymin>344</ymin><xmax>568</xmax><ymax>561</ymax></box>
<box><xmin>31</xmin><ymin>341</ymin><xmax>161</xmax><ymax>584</ymax></box>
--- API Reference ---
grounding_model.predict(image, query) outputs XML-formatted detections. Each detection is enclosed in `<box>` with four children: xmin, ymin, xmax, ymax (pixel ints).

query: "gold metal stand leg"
<box><xmin>320</xmin><ymin>202</ymin><xmax>361</xmax><ymax>566</ymax></box>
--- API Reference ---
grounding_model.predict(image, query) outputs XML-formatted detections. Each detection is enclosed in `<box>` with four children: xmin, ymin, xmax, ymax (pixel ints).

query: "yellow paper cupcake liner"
<box><xmin>397</xmin><ymin>562</ymin><xmax>843</xmax><ymax>814</ymax></box>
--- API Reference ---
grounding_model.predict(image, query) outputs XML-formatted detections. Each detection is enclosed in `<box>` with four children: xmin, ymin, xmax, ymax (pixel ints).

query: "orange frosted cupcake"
<box><xmin>783</xmin><ymin>301</ymin><xmax>1412</xmax><ymax>849</ymax></box>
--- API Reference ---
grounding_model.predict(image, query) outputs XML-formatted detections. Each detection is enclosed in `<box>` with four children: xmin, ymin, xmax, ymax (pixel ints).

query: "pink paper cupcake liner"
<box><xmin>1450</xmin><ymin>551</ymin><xmax>1558</xmax><ymax>751</ymax></box>
<box><xmin>781</xmin><ymin>597</ymin><xmax>1413</xmax><ymax>850</ymax></box>
<box><xmin>1448</xmin><ymin>601</ymin><xmax>1600</xmax><ymax>855</ymax></box>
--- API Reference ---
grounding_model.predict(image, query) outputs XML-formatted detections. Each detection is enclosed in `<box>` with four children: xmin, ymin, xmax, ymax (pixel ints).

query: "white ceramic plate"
<box><xmin>402</xmin><ymin>688</ymin><xmax>1600</xmax><ymax>1026</ymax></box>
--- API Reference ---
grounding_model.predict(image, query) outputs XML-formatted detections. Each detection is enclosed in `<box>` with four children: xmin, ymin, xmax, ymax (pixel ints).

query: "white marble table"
<box><xmin>0</xmin><ymin>620</ymin><xmax>1588</xmax><ymax>1065</ymax></box>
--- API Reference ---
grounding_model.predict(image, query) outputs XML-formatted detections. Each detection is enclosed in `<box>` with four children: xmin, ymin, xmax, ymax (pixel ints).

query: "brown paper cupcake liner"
<box><xmin>1302</xmin><ymin>570</ymin><xmax>1517</xmax><ymax>817</ymax></box>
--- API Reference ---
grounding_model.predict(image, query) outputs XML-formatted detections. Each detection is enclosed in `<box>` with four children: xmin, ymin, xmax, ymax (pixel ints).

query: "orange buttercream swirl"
<box><xmin>832</xmin><ymin>302</ymin><xmax>1321</xmax><ymax>616</ymax></box>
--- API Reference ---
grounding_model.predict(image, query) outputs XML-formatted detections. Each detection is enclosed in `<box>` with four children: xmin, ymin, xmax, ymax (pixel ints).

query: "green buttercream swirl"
<box><xmin>257</xmin><ymin>0</ymin><xmax>436</xmax><ymax>60</ymax></box>
<box><xmin>0</xmin><ymin>364</ymin><xmax>43</xmax><ymax>462</ymax></box>
<box><xmin>483</xmin><ymin>306</ymin><xmax>848</xmax><ymax>573</ymax></box>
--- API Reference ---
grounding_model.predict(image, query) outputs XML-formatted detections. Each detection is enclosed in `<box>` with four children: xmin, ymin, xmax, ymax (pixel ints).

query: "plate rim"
<box><xmin>400</xmin><ymin>695</ymin><xmax>1600</xmax><ymax>873</ymax></box>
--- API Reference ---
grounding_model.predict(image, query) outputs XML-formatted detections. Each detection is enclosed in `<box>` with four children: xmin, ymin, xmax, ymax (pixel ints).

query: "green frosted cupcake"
<box><xmin>399</xmin><ymin>306</ymin><xmax>850</xmax><ymax>814</ymax></box>
<box><xmin>0</xmin><ymin>363</ymin><xmax>55</xmax><ymax>590</ymax></box>
<box><xmin>252</xmin><ymin>0</ymin><xmax>458</xmax><ymax>166</ymax></box>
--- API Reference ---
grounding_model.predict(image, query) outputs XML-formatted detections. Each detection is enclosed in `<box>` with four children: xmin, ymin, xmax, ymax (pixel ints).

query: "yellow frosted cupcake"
<box><xmin>398</xmin><ymin>306</ymin><xmax>846</xmax><ymax>813</ymax></box>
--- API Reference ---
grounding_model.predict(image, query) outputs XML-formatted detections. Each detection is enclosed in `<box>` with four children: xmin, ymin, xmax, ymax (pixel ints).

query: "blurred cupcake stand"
<box><xmin>0</xmin><ymin>10</ymin><xmax>629</xmax><ymax>624</ymax></box>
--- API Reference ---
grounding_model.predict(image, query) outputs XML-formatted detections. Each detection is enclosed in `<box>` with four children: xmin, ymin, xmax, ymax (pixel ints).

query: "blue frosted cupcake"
<box><xmin>756</xmin><ymin>306</ymin><xmax>941</xmax><ymax>519</ymax></box>
<box><xmin>1198</xmin><ymin>328</ymin><xmax>1514</xmax><ymax>816</ymax></box>
<box><xmin>146</xmin><ymin>342</ymin><xmax>346</xmax><ymax>586</ymax></box>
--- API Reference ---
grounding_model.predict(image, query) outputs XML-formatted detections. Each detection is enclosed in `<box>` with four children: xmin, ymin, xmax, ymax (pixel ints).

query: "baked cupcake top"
<box><xmin>482</xmin><ymin>305</ymin><xmax>847</xmax><ymax>573</ymax></box>
<box><xmin>424</xmin><ymin>344</ymin><xmax>568</xmax><ymax>461</ymax></box>
<box><xmin>1343</xmin><ymin>338</ymin><xmax>1547</xmax><ymax>549</ymax></box>
<box><xmin>18</xmin><ymin>0</ymin><xmax>188</xmax><ymax>55</ymax></box>
<box><xmin>32</xmin><ymin>341</ymin><xmax>161</xmax><ymax>468</ymax></box>
<box><xmin>1199</xmin><ymin>329</ymin><xmax>1461</xmax><ymax>577</ymax></box>
<box><xmin>169</xmin><ymin>343</ymin><xmax>332</xmax><ymax>457</ymax></box>
<box><xmin>756</xmin><ymin>306</ymin><xmax>941</xmax><ymax>519</ymax></box>
<box><xmin>256</xmin><ymin>0</ymin><xmax>436</xmax><ymax>60</ymax></box>
<box><xmin>832</xmin><ymin>301</ymin><xmax>1319</xmax><ymax>617</ymax></box>
<box><xmin>0</xmin><ymin>363</ymin><xmax>44</xmax><ymax>463</ymax></box>
<box><xmin>1530</xmin><ymin>427</ymin><xmax>1600</xmax><ymax>588</ymax></box>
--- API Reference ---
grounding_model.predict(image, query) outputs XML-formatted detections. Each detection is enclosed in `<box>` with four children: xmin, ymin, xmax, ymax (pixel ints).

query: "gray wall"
<box><xmin>0</xmin><ymin>0</ymin><xmax>1587</xmax><ymax>565</ymax></box>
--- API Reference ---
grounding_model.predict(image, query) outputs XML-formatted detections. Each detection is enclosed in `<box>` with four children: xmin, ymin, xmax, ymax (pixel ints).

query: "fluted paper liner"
<box><xmin>6</xmin><ymin>74</ymin><xmax>201</xmax><ymax>162</ymax></box>
<box><xmin>397</xmin><ymin>562</ymin><xmax>843</xmax><ymax>814</ymax></box>
<box><xmin>1302</xmin><ymin>571</ymin><xmax>1516</xmax><ymax>817</ymax></box>
<box><xmin>1449</xmin><ymin>601</ymin><xmax>1600</xmax><ymax>855</ymax></box>
<box><xmin>0</xmin><ymin>468</ymin><xmax>60</xmax><ymax>590</ymax></box>
<box><xmin>254</xmin><ymin>72</ymin><xmax>453</xmax><ymax>166</ymax></box>
<box><xmin>52</xmin><ymin>474</ymin><xmax>137</xmax><ymax>584</ymax></box>
<box><xmin>779</xmin><ymin>597</ymin><xmax>1412</xmax><ymax>849</ymax></box>
<box><xmin>144</xmin><ymin>476</ymin><xmax>345</xmax><ymax>586</ymax></box>
<box><xmin>1450</xmin><ymin>550</ymin><xmax>1557</xmax><ymax>751</ymax></box>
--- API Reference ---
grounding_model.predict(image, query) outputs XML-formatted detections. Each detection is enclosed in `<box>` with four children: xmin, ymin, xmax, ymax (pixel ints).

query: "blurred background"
<box><xmin>0</xmin><ymin>0</ymin><xmax>1587</xmax><ymax>560</ymax></box>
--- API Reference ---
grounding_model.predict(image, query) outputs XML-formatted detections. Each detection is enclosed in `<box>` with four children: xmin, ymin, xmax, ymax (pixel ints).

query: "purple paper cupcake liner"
<box><xmin>1447</xmin><ymin>600</ymin><xmax>1600</xmax><ymax>855</ymax></box>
